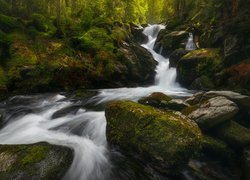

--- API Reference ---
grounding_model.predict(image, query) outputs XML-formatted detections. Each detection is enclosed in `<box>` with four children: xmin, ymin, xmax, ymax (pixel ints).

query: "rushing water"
<box><xmin>0</xmin><ymin>24</ymin><xmax>191</xmax><ymax>180</ymax></box>
<box><xmin>185</xmin><ymin>33</ymin><xmax>196</xmax><ymax>51</ymax></box>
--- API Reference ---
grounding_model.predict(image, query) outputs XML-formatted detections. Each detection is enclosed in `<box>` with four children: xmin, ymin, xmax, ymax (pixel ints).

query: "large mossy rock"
<box><xmin>154</xmin><ymin>30</ymin><xmax>189</xmax><ymax>57</ymax></box>
<box><xmin>0</xmin><ymin>142</ymin><xmax>73</xmax><ymax>179</ymax></box>
<box><xmin>188</xmin><ymin>96</ymin><xmax>239</xmax><ymax>130</ymax></box>
<box><xmin>105</xmin><ymin>101</ymin><xmax>202</xmax><ymax>170</ymax></box>
<box><xmin>177</xmin><ymin>48</ymin><xmax>222</xmax><ymax>88</ymax></box>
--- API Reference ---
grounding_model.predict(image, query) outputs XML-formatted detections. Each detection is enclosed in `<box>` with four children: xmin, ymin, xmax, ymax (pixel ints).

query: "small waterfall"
<box><xmin>185</xmin><ymin>33</ymin><xmax>196</xmax><ymax>51</ymax></box>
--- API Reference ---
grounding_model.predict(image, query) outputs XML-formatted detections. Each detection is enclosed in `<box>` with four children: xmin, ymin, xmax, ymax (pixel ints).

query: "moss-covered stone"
<box><xmin>0</xmin><ymin>67</ymin><xmax>7</xmax><ymax>89</ymax></box>
<box><xmin>177</xmin><ymin>48</ymin><xmax>223</xmax><ymax>88</ymax></box>
<box><xmin>201</xmin><ymin>135</ymin><xmax>235</xmax><ymax>161</ymax></box>
<box><xmin>181</xmin><ymin>105</ymin><xmax>199</xmax><ymax>116</ymax></box>
<box><xmin>138</xmin><ymin>92</ymin><xmax>172</xmax><ymax>108</ymax></box>
<box><xmin>213</xmin><ymin>121</ymin><xmax>250</xmax><ymax>149</ymax></box>
<box><xmin>0</xmin><ymin>142</ymin><xmax>74</xmax><ymax>180</ymax></box>
<box><xmin>105</xmin><ymin>101</ymin><xmax>202</xmax><ymax>171</ymax></box>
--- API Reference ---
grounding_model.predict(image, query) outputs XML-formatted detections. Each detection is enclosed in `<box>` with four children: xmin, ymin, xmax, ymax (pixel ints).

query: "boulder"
<box><xmin>113</xmin><ymin>43</ymin><xmax>157</xmax><ymax>87</ymax></box>
<box><xmin>0</xmin><ymin>142</ymin><xmax>73</xmax><ymax>179</ymax></box>
<box><xmin>202</xmin><ymin>91</ymin><xmax>250</xmax><ymax>114</ymax></box>
<box><xmin>105</xmin><ymin>101</ymin><xmax>202</xmax><ymax>170</ymax></box>
<box><xmin>130</xmin><ymin>25</ymin><xmax>148</xmax><ymax>44</ymax></box>
<box><xmin>169</xmin><ymin>48</ymin><xmax>188</xmax><ymax>68</ymax></box>
<box><xmin>154</xmin><ymin>30</ymin><xmax>189</xmax><ymax>57</ymax></box>
<box><xmin>185</xmin><ymin>92</ymin><xmax>205</xmax><ymax>105</ymax></box>
<box><xmin>188</xmin><ymin>96</ymin><xmax>239</xmax><ymax>129</ymax></box>
<box><xmin>201</xmin><ymin>135</ymin><xmax>235</xmax><ymax>161</ymax></box>
<box><xmin>177</xmin><ymin>48</ymin><xmax>222</xmax><ymax>88</ymax></box>
<box><xmin>214</xmin><ymin>121</ymin><xmax>250</xmax><ymax>148</ymax></box>
<box><xmin>138</xmin><ymin>92</ymin><xmax>172</xmax><ymax>108</ymax></box>
<box><xmin>163</xmin><ymin>99</ymin><xmax>189</xmax><ymax>111</ymax></box>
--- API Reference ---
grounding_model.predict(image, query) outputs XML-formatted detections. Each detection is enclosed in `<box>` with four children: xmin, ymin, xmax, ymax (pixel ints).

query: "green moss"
<box><xmin>106</xmin><ymin>100</ymin><xmax>202</xmax><ymax>168</ymax></box>
<box><xmin>0</xmin><ymin>67</ymin><xmax>7</xmax><ymax>88</ymax></box>
<box><xmin>21</xmin><ymin>146</ymin><xmax>49</xmax><ymax>165</ymax></box>
<box><xmin>201</xmin><ymin>135</ymin><xmax>235</xmax><ymax>161</ymax></box>
<box><xmin>182</xmin><ymin>48</ymin><xmax>220</xmax><ymax>60</ymax></box>
<box><xmin>138</xmin><ymin>92</ymin><xmax>172</xmax><ymax>108</ymax></box>
<box><xmin>215</xmin><ymin>121</ymin><xmax>250</xmax><ymax>148</ymax></box>
<box><xmin>111</xmin><ymin>26</ymin><xmax>127</xmax><ymax>42</ymax></box>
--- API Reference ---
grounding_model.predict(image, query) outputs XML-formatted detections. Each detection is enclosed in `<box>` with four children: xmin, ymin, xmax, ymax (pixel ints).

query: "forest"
<box><xmin>0</xmin><ymin>0</ymin><xmax>250</xmax><ymax>180</ymax></box>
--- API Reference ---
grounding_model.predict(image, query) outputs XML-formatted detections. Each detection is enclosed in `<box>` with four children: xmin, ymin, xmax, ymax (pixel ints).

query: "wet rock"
<box><xmin>0</xmin><ymin>142</ymin><xmax>73</xmax><ymax>179</ymax></box>
<box><xmin>169</xmin><ymin>48</ymin><xmax>188</xmax><ymax>68</ymax></box>
<box><xmin>138</xmin><ymin>92</ymin><xmax>172</xmax><ymax>108</ymax></box>
<box><xmin>188</xmin><ymin>96</ymin><xmax>239</xmax><ymax>129</ymax></box>
<box><xmin>214</xmin><ymin>121</ymin><xmax>250</xmax><ymax>148</ymax></box>
<box><xmin>177</xmin><ymin>48</ymin><xmax>222</xmax><ymax>87</ymax></box>
<box><xmin>105</xmin><ymin>101</ymin><xmax>202</xmax><ymax>171</ymax></box>
<box><xmin>51</xmin><ymin>105</ymin><xmax>81</xmax><ymax>119</ymax></box>
<box><xmin>154</xmin><ymin>30</ymin><xmax>189</xmax><ymax>57</ymax></box>
<box><xmin>130</xmin><ymin>25</ymin><xmax>148</xmax><ymax>44</ymax></box>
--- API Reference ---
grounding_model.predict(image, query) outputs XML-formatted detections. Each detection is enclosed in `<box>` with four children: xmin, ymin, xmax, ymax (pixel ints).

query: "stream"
<box><xmin>0</xmin><ymin>25</ymin><xmax>192</xmax><ymax>180</ymax></box>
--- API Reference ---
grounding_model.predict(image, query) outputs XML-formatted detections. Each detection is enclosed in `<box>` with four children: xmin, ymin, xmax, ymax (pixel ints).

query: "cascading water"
<box><xmin>0</xmin><ymin>24</ymin><xmax>191</xmax><ymax>180</ymax></box>
<box><xmin>185</xmin><ymin>33</ymin><xmax>196</xmax><ymax>51</ymax></box>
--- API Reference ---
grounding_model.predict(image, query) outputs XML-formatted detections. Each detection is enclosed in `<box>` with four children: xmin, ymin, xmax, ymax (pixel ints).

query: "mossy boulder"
<box><xmin>213</xmin><ymin>121</ymin><xmax>250</xmax><ymax>149</ymax></box>
<box><xmin>177</xmin><ymin>48</ymin><xmax>222</xmax><ymax>88</ymax></box>
<box><xmin>138</xmin><ymin>92</ymin><xmax>172</xmax><ymax>108</ymax></box>
<box><xmin>105</xmin><ymin>101</ymin><xmax>202</xmax><ymax>171</ymax></box>
<box><xmin>154</xmin><ymin>30</ymin><xmax>189</xmax><ymax>57</ymax></box>
<box><xmin>201</xmin><ymin>135</ymin><xmax>235</xmax><ymax>162</ymax></box>
<box><xmin>164</xmin><ymin>99</ymin><xmax>189</xmax><ymax>111</ymax></box>
<box><xmin>0</xmin><ymin>142</ymin><xmax>73</xmax><ymax>179</ymax></box>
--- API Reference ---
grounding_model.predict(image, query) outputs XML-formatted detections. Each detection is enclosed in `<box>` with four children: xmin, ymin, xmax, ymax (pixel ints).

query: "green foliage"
<box><xmin>30</xmin><ymin>13</ymin><xmax>56</xmax><ymax>34</ymax></box>
<box><xmin>0</xmin><ymin>14</ymin><xmax>22</xmax><ymax>32</ymax></box>
<box><xmin>0</xmin><ymin>67</ymin><xmax>7</xmax><ymax>88</ymax></box>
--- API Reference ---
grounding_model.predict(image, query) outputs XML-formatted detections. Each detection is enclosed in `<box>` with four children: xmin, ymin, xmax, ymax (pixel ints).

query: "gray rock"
<box><xmin>202</xmin><ymin>91</ymin><xmax>250</xmax><ymax>113</ymax></box>
<box><xmin>165</xmin><ymin>99</ymin><xmax>189</xmax><ymax>111</ymax></box>
<box><xmin>188</xmin><ymin>96</ymin><xmax>239</xmax><ymax>129</ymax></box>
<box><xmin>0</xmin><ymin>142</ymin><xmax>73</xmax><ymax>179</ymax></box>
<box><xmin>185</xmin><ymin>92</ymin><xmax>205</xmax><ymax>105</ymax></box>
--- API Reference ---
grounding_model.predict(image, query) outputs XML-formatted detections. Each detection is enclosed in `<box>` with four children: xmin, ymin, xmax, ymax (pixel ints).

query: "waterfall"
<box><xmin>185</xmin><ymin>33</ymin><xmax>196</xmax><ymax>51</ymax></box>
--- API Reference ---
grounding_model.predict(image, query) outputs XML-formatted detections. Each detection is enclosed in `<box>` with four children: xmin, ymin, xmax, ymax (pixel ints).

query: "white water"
<box><xmin>185</xmin><ymin>33</ymin><xmax>196</xmax><ymax>51</ymax></box>
<box><xmin>0</xmin><ymin>24</ymin><xmax>191</xmax><ymax>180</ymax></box>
